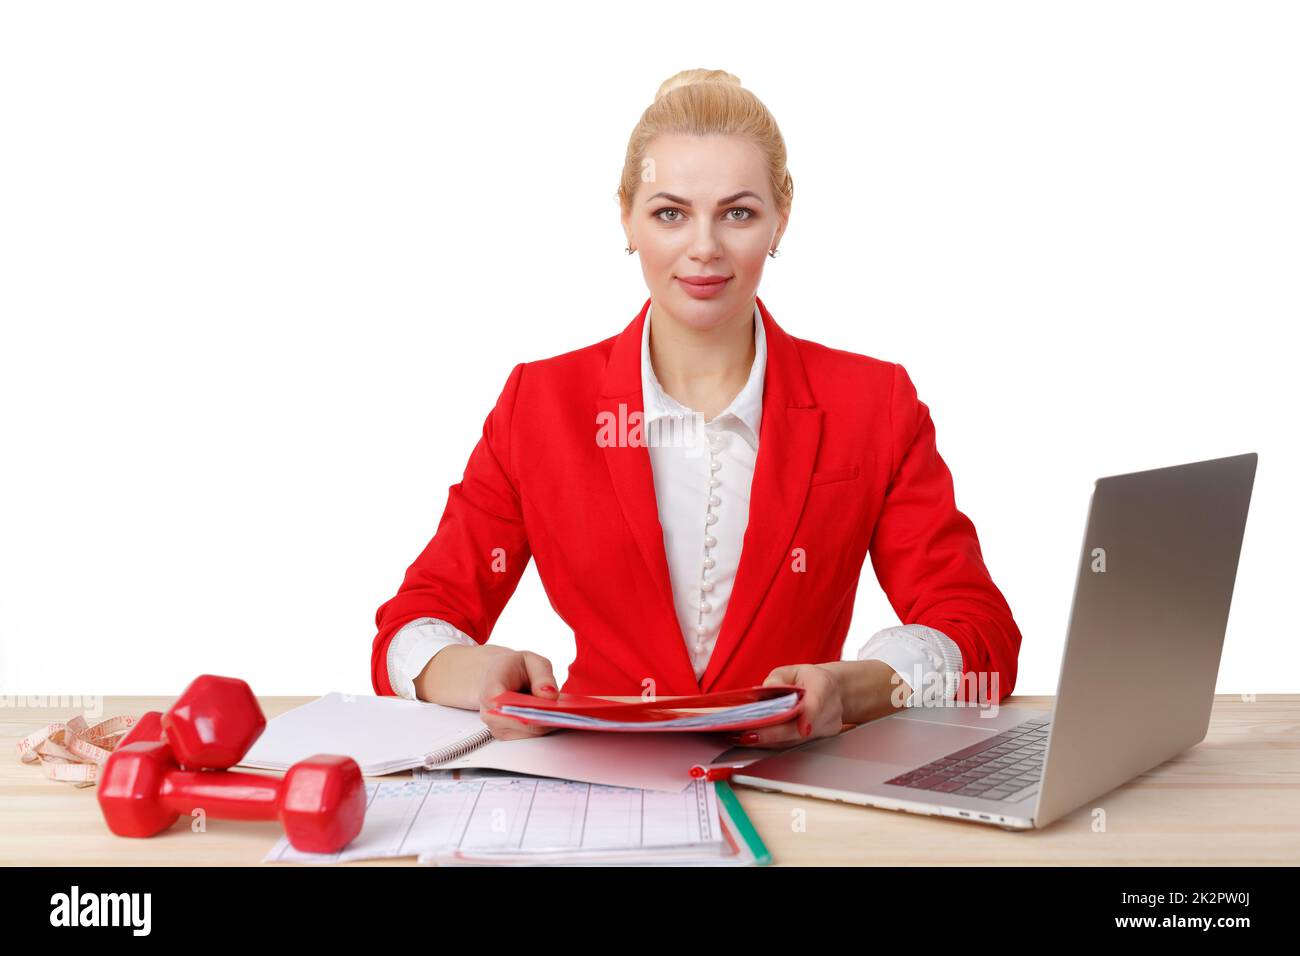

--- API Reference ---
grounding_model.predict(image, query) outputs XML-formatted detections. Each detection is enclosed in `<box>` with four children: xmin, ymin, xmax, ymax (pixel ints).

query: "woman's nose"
<box><xmin>687</xmin><ymin>223</ymin><xmax>722</xmax><ymax>258</ymax></box>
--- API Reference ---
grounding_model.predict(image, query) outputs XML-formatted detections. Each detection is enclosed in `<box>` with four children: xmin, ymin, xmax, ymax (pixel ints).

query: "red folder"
<box><xmin>484</xmin><ymin>684</ymin><xmax>806</xmax><ymax>733</ymax></box>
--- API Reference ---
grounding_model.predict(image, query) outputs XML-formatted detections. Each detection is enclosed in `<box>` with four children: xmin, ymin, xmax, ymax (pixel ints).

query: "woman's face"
<box><xmin>622</xmin><ymin>133</ymin><xmax>786</xmax><ymax>332</ymax></box>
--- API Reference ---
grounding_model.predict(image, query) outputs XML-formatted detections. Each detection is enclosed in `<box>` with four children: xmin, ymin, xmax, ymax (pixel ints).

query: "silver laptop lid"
<box><xmin>1035</xmin><ymin>452</ymin><xmax>1257</xmax><ymax>827</ymax></box>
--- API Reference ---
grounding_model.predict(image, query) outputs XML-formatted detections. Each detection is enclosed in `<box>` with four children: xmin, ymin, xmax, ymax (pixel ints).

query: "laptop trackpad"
<box><xmin>817</xmin><ymin>715</ymin><xmax>995</xmax><ymax>767</ymax></box>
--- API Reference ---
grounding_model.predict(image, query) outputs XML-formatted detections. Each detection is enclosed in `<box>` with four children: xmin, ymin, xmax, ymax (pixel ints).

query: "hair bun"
<box><xmin>654</xmin><ymin>68</ymin><xmax>743</xmax><ymax>102</ymax></box>
<box><xmin>619</xmin><ymin>67</ymin><xmax>792</xmax><ymax>219</ymax></box>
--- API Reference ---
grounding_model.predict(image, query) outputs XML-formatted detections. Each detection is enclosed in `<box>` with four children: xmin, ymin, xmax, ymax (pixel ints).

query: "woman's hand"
<box><xmin>476</xmin><ymin>646</ymin><xmax>563</xmax><ymax>741</ymax></box>
<box><xmin>727</xmin><ymin>660</ymin><xmax>914</xmax><ymax>749</ymax></box>
<box><xmin>721</xmin><ymin>663</ymin><xmax>846</xmax><ymax>749</ymax></box>
<box><xmin>415</xmin><ymin>643</ymin><xmax>562</xmax><ymax>741</ymax></box>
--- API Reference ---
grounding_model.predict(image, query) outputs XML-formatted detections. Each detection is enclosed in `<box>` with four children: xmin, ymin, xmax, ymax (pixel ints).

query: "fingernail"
<box><xmin>740</xmin><ymin>732</ymin><xmax>759</xmax><ymax>744</ymax></box>
<box><xmin>538</xmin><ymin>685</ymin><xmax>557</xmax><ymax>693</ymax></box>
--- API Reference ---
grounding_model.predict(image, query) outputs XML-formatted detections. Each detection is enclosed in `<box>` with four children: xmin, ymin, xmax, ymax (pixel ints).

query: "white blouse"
<box><xmin>386</xmin><ymin>303</ymin><xmax>964</xmax><ymax>705</ymax></box>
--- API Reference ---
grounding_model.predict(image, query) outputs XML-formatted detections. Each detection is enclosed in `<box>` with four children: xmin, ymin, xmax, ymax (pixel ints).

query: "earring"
<box><xmin>625</xmin><ymin>246</ymin><xmax>635</xmax><ymax>255</ymax></box>
<box><xmin>768</xmin><ymin>248</ymin><xmax>781</xmax><ymax>258</ymax></box>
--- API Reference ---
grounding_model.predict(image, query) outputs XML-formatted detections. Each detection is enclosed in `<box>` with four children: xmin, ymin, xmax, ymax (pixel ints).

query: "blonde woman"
<box><xmin>372</xmin><ymin>69</ymin><xmax>1022</xmax><ymax>750</ymax></box>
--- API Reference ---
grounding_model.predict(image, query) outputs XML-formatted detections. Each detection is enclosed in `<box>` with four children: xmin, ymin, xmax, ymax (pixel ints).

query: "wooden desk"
<box><xmin>3</xmin><ymin>694</ymin><xmax>1296</xmax><ymax>865</ymax></box>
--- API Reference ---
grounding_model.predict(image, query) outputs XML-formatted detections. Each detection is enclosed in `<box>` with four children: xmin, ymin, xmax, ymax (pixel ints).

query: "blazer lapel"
<box><xmin>700</xmin><ymin>296</ymin><xmax>821</xmax><ymax>692</ymax></box>
<box><xmin>595</xmin><ymin>298</ymin><xmax>702</xmax><ymax>695</ymax></box>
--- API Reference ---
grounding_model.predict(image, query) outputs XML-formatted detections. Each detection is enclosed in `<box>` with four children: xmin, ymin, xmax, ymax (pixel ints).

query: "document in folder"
<box><xmin>486</xmin><ymin>684</ymin><xmax>805</xmax><ymax>732</ymax></box>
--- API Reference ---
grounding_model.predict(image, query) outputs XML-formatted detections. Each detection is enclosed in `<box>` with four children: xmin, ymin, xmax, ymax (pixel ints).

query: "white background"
<box><xmin>1</xmin><ymin>1</ymin><xmax>1295</xmax><ymax>697</ymax></box>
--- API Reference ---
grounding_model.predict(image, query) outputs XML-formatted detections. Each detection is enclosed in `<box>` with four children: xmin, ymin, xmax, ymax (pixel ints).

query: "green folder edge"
<box><xmin>715</xmin><ymin>780</ymin><xmax>772</xmax><ymax>866</ymax></box>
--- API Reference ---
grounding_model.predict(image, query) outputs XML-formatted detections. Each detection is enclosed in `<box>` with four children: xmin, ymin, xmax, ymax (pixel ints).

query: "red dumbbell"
<box><xmin>118</xmin><ymin>710</ymin><xmax>164</xmax><ymax>749</ymax></box>
<box><xmin>114</xmin><ymin>675</ymin><xmax>265</xmax><ymax>771</ymax></box>
<box><xmin>98</xmin><ymin>674</ymin><xmax>365</xmax><ymax>852</ymax></box>
<box><xmin>161</xmin><ymin>674</ymin><xmax>267</xmax><ymax>770</ymax></box>
<box><xmin>98</xmin><ymin>740</ymin><xmax>365</xmax><ymax>853</ymax></box>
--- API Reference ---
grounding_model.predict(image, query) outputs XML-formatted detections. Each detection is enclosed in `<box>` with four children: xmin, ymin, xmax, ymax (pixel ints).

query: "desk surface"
<box><xmin>3</xmin><ymin>694</ymin><xmax>1296</xmax><ymax>866</ymax></box>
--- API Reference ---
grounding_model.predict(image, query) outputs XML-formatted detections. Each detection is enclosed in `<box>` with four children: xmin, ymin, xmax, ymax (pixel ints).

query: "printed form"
<box><xmin>265</xmin><ymin>770</ymin><xmax>736</xmax><ymax>864</ymax></box>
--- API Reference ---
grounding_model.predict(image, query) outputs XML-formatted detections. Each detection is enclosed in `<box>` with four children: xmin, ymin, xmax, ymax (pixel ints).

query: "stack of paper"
<box><xmin>494</xmin><ymin>691</ymin><xmax>801</xmax><ymax>732</ymax></box>
<box><xmin>486</xmin><ymin>684</ymin><xmax>804</xmax><ymax>733</ymax></box>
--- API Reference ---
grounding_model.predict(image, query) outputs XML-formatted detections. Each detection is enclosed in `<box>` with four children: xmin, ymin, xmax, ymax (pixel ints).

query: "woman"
<box><xmin>370</xmin><ymin>69</ymin><xmax>1022</xmax><ymax>750</ymax></box>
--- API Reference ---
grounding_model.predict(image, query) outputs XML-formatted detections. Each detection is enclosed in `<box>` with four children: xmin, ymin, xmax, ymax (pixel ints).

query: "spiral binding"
<box><xmin>423</xmin><ymin>726</ymin><xmax>494</xmax><ymax>768</ymax></box>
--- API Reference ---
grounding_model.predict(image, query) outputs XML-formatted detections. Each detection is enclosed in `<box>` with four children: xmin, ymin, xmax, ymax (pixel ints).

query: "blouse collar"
<box><xmin>640</xmin><ymin>300</ymin><xmax>767</xmax><ymax>451</ymax></box>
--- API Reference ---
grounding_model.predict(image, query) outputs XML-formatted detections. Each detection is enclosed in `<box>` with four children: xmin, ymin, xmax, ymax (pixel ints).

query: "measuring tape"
<box><xmin>16</xmin><ymin>713</ymin><xmax>152</xmax><ymax>787</ymax></box>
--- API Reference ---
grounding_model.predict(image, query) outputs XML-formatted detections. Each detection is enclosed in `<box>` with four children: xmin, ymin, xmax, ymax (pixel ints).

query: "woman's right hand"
<box><xmin>413</xmin><ymin>642</ymin><xmax>562</xmax><ymax>739</ymax></box>
<box><xmin>474</xmin><ymin>646</ymin><xmax>562</xmax><ymax>741</ymax></box>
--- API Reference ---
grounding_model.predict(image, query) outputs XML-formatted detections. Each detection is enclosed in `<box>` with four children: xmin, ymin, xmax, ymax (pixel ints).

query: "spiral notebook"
<box><xmin>239</xmin><ymin>692</ymin><xmax>496</xmax><ymax>776</ymax></box>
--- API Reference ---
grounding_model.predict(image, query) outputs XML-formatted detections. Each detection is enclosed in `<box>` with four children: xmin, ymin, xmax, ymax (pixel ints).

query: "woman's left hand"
<box><xmin>726</xmin><ymin>663</ymin><xmax>847</xmax><ymax>749</ymax></box>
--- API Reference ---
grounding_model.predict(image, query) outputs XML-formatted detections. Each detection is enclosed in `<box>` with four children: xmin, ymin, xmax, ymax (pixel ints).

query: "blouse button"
<box><xmin>708</xmin><ymin>477</ymin><xmax>721</xmax><ymax>488</ymax></box>
<box><xmin>709</xmin><ymin>460</ymin><xmax>722</xmax><ymax>472</ymax></box>
<box><xmin>694</xmin><ymin>643</ymin><xmax>706</xmax><ymax>654</ymax></box>
<box><xmin>708</xmin><ymin>495</ymin><xmax>721</xmax><ymax>507</ymax></box>
<box><xmin>703</xmin><ymin>535</ymin><xmax>717</xmax><ymax>548</ymax></box>
<box><xmin>700</xmin><ymin>580</ymin><xmax>713</xmax><ymax>593</ymax></box>
<box><xmin>702</xmin><ymin>557</ymin><xmax>716</xmax><ymax>569</ymax></box>
<box><xmin>704</xmin><ymin>513</ymin><xmax>718</xmax><ymax>525</ymax></box>
<box><xmin>699</xmin><ymin>601</ymin><xmax>712</xmax><ymax>613</ymax></box>
<box><xmin>694</xmin><ymin>625</ymin><xmax>709</xmax><ymax>637</ymax></box>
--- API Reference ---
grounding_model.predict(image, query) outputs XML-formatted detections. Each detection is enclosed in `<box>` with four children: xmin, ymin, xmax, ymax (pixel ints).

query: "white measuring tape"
<box><xmin>16</xmin><ymin>713</ymin><xmax>151</xmax><ymax>787</ymax></box>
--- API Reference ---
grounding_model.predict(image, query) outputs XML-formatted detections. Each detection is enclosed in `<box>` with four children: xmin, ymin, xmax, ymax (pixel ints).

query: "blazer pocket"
<box><xmin>809</xmin><ymin>464</ymin><xmax>860</xmax><ymax>487</ymax></box>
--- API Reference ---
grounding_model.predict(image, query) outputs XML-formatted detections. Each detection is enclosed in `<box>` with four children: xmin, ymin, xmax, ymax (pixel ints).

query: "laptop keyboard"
<box><xmin>883</xmin><ymin>717</ymin><xmax>1050</xmax><ymax>803</ymax></box>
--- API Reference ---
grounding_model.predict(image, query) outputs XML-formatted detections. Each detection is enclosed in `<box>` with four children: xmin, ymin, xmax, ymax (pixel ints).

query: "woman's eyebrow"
<box><xmin>645</xmin><ymin>190</ymin><xmax>764</xmax><ymax>206</ymax></box>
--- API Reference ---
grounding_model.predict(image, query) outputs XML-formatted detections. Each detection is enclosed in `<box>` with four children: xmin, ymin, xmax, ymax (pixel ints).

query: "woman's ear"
<box><xmin>620</xmin><ymin>207</ymin><xmax>633</xmax><ymax>249</ymax></box>
<box><xmin>773</xmin><ymin>211</ymin><xmax>790</xmax><ymax>250</ymax></box>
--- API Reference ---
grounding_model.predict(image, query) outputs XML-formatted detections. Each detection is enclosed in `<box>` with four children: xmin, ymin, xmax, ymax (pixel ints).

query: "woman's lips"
<box><xmin>676</xmin><ymin>276</ymin><xmax>732</xmax><ymax>299</ymax></box>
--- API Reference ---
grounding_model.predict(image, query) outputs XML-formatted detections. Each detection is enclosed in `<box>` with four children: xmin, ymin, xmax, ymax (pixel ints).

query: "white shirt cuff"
<box><xmin>386</xmin><ymin>617</ymin><xmax>479</xmax><ymax>700</ymax></box>
<box><xmin>855</xmin><ymin>624</ymin><xmax>964</xmax><ymax>707</ymax></box>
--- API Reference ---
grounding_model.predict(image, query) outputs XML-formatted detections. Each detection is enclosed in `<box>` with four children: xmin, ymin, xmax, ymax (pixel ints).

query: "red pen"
<box><xmin>689</xmin><ymin>761</ymin><xmax>751</xmax><ymax>781</ymax></box>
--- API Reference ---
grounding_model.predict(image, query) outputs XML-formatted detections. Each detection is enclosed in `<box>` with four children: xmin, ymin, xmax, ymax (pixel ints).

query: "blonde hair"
<box><xmin>617</xmin><ymin>68</ymin><xmax>794</xmax><ymax>219</ymax></box>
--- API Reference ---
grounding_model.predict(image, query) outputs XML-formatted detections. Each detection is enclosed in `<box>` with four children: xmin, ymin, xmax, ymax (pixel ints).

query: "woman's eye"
<box><xmin>726</xmin><ymin>207</ymin><xmax>755</xmax><ymax>221</ymax></box>
<box><xmin>655</xmin><ymin>208</ymin><xmax>683</xmax><ymax>223</ymax></box>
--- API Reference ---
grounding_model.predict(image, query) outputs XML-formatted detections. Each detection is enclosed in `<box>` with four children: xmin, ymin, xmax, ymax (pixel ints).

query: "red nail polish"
<box><xmin>741</xmin><ymin>732</ymin><xmax>759</xmax><ymax>744</ymax></box>
<box><xmin>538</xmin><ymin>685</ymin><xmax>557</xmax><ymax>693</ymax></box>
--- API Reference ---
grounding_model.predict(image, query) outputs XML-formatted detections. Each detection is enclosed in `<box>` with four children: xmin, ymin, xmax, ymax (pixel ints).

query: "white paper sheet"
<box><xmin>263</xmin><ymin>772</ymin><xmax>752</xmax><ymax>866</ymax></box>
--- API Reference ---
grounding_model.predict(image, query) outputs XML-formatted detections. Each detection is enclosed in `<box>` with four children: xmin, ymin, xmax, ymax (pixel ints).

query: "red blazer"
<box><xmin>370</xmin><ymin>296</ymin><xmax>1021</xmax><ymax>701</ymax></box>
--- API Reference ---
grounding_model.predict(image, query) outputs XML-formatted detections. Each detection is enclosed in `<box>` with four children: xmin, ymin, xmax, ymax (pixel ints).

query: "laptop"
<box><xmin>731</xmin><ymin>452</ymin><xmax>1258</xmax><ymax>830</ymax></box>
